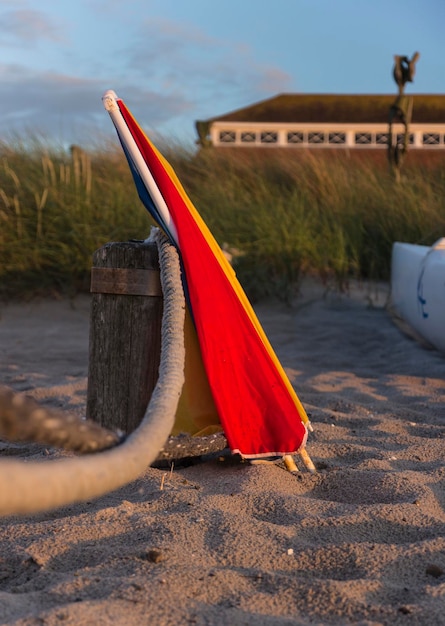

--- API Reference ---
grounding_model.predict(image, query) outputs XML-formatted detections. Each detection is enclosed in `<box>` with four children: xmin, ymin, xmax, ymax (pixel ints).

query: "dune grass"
<box><xmin>1</xmin><ymin>137</ymin><xmax>444</xmax><ymax>301</ymax></box>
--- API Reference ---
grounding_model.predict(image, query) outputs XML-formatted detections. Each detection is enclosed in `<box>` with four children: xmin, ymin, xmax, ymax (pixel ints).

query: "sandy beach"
<box><xmin>0</xmin><ymin>281</ymin><xmax>444</xmax><ymax>625</ymax></box>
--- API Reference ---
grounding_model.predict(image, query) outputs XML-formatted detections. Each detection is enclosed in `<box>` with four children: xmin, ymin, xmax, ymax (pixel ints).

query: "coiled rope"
<box><xmin>0</xmin><ymin>388</ymin><xmax>121</xmax><ymax>454</ymax></box>
<box><xmin>0</xmin><ymin>230</ymin><xmax>185</xmax><ymax>516</ymax></box>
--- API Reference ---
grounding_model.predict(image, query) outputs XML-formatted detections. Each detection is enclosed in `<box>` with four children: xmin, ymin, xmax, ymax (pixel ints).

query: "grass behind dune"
<box><xmin>1</xmin><ymin>137</ymin><xmax>444</xmax><ymax>301</ymax></box>
<box><xmin>179</xmin><ymin>148</ymin><xmax>445</xmax><ymax>300</ymax></box>
<box><xmin>0</xmin><ymin>139</ymin><xmax>152</xmax><ymax>296</ymax></box>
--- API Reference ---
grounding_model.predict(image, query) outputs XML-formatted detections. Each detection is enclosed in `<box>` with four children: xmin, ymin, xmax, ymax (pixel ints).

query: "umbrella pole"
<box><xmin>102</xmin><ymin>90</ymin><xmax>178</xmax><ymax>244</ymax></box>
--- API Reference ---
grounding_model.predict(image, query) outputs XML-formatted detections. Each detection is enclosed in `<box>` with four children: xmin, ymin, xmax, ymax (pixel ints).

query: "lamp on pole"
<box><xmin>388</xmin><ymin>52</ymin><xmax>420</xmax><ymax>181</ymax></box>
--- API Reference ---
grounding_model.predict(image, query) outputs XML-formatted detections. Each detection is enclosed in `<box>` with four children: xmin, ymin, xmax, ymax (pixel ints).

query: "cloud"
<box><xmin>0</xmin><ymin>63</ymin><xmax>192</xmax><ymax>144</ymax></box>
<box><xmin>0</xmin><ymin>9</ymin><xmax>64</xmax><ymax>46</ymax></box>
<box><xmin>0</xmin><ymin>12</ymin><xmax>292</xmax><ymax>144</ymax></box>
<box><xmin>122</xmin><ymin>17</ymin><xmax>292</xmax><ymax>118</ymax></box>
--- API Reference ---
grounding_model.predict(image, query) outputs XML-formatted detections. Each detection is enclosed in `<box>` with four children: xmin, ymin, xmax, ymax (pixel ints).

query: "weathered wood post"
<box><xmin>87</xmin><ymin>240</ymin><xmax>163</xmax><ymax>434</ymax></box>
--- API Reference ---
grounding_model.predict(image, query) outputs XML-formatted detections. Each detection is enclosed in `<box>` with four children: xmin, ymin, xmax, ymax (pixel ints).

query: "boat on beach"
<box><xmin>390</xmin><ymin>238</ymin><xmax>445</xmax><ymax>354</ymax></box>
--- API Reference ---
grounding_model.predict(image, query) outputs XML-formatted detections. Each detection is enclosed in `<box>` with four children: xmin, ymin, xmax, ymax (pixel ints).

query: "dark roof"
<box><xmin>203</xmin><ymin>94</ymin><xmax>445</xmax><ymax>125</ymax></box>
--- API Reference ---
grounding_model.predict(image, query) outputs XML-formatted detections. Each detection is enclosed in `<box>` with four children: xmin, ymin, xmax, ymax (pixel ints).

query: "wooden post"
<box><xmin>86</xmin><ymin>240</ymin><xmax>163</xmax><ymax>434</ymax></box>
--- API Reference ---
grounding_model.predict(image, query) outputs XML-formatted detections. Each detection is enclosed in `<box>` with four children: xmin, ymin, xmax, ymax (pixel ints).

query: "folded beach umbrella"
<box><xmin>103</xmin><ymin>91</ymin><xmax>313</xmax><ymax>463</ymax></box>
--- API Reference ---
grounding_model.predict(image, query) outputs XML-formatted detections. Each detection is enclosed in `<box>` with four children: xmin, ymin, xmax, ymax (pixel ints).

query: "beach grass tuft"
<box><xmin>1</xmin><ymin>138</ymin><xmax>444</xmax><ymax>300</ymax></box>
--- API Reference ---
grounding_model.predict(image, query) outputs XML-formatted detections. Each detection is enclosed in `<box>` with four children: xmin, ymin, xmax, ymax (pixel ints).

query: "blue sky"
<box><xmin>0</xmin><ymin>0</ymin><xmax>443</xmax><ymax>147</ymax></box>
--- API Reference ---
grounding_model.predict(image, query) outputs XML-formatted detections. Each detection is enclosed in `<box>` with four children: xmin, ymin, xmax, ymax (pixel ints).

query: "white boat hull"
<box><xmin>390</xmin><ymin>238</ymin><xmax>445</xmax><ymax>353</ymax></box>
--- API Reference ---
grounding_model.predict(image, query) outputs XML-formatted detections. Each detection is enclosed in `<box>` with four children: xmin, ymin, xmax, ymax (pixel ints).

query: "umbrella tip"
<box><xmin>102</xmin><ymin>90</ymin><xmax>119</xmax><ymax>111</ymax></box>
<box><xmin>299</xmin><ymin>448</ymin><xmax>317</xmax><ymax>474</ymax></box>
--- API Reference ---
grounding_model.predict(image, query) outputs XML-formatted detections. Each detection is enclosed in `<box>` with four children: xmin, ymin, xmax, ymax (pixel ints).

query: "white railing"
<box><xmin>210</xmin><ymin>122</ymin><xmax>445</xmax><ymax>149</ymax></box>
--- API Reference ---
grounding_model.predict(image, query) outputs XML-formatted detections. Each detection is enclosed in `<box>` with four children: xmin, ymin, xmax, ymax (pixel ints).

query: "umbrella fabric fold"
<box><xmin>104</xmin><ymin>92</ymin><xmax>309</xmax><ymax>458</ymax></box>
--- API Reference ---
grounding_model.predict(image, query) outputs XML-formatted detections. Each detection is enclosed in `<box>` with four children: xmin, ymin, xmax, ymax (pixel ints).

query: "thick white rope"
<box><xmin>0</xmin><ymin>387</ymin><xmax>121</xmax><ymax>453</ymax></box>
<box><xmin>0</xmin><ymin>230</ymin><xmax>185</xmax><ymax>516</ymax></box>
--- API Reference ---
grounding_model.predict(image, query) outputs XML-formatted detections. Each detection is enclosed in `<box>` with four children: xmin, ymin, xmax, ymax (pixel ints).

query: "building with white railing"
<box><xmin>195</xmin><ymin>94</ymin><xmax>445</xmax><ymax>150</ymax></box>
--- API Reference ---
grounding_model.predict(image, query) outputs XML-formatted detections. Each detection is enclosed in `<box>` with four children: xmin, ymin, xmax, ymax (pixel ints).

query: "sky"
<box><xmin>0</xmin><ymin>0</ymin><xmax>444</xmax><ymax>148</ymax></box>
